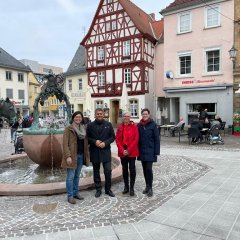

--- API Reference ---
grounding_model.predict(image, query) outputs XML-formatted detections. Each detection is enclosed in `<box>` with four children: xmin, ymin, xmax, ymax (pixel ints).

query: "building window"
<box><xmin>98</xmin><ymin>71</ymin><xmax>105</xmax><ymax>87</ymax></box>
<box><xmin>18</xmin><ymin>73</ymin><xmax>24</xmax><ymax>82</ymax></box>
<box><xmin>205</xmin><ymin>5</ymin><xmax>220</xmax><ymax>28</ymax></box>
<box><xmin>71</xmin><ymin>104</ymin><xmax>74</xmax><ymax>114</ymax></box>
<box><xmin>107</xmin><ymin>0</ymin><xmax>112</xmax><ymax>3</ymax></box>
<box><xmin>106</xmin><ymin>22</ymin><xmax>111</xmax><ymax>32</ymax></box>
<box><xmin>178</xmin><ymin>12</ymin><xmax>191</xmax><ymax>33</ymax></box>
<box><xmin>124</xmin><ymin>68</ymin><xmax>131</xmax><ymax>84</ymax></box>
<box><xmin>6</xmin><ymin>89</ymin><xmax>13</xmax><ymax>99</ymax></box>
<box><xmin>123</xmin><ymin>41</ymin><xmax>130</xmax><ymax>57</ymax></box>
<box><xmin>205</xmin><ymin>48</ymin><xmax>220</xmax><ymax>73</ymax></box>
<box><xmin>112</xmin><ymin>20</ymin><xmax>117</xmax><ymax>30</ymax></box>
<box><xmin>178</xmin><ymin>52</ymin><xmax>192</xmax><ymax>75</ymax></box>
<box><xmin>6</xmin><ymin>71</ymin><xmax>12</xmax><ymax>80</ymax></box>
<box><xmin>97</xmin><ymin>46</ymin><xmax>104</xmax><ymax>61</ymax></box>
<box><xmin>95</xmin><ymin>100</ymin><xmax>103</xmax><ymax>109</ymax></box>
<box><xmin>187</xmin><ymin>103</ymin><xmax>216</xmax><ymax>123</ymax></box>
<box><xmin>78</xmin><ymin>79</ymin><xmax>83</xmax><ymax>90</ymax></box>
<box><xmin>34</xmin><ymin>86</ymin><xmax>38</xmax><ymax>93</ymax></box>
<box><xmin>68</xmin><ymin>79</ymin><xmax>72</xmax><ymax>91</ymax></box>
<box><xmin>129</xmin><ymin>100</ymin><xmax>138</xmax><ymax>117</ymax></box>
<box><xmin>18</xmin><ymin>90</ymin><xmax>25</xmax><ymax>99</ymax></box>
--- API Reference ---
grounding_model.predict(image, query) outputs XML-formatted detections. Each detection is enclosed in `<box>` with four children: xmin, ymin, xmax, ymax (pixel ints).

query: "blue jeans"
<box><xmin>66</xmin><ymin>154</ymin><xmax>83</xmax><ymax>198</ymax></box>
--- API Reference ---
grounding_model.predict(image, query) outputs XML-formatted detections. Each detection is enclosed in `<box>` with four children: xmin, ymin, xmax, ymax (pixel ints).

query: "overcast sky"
<box><xmin>0</xmin><ymin>0</ymin><xmax>173</xmax><ymax>71</ymax></box>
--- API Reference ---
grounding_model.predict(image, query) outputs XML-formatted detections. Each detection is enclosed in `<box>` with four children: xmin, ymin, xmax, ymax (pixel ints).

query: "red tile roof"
<box><xmin>119</xmin><ymin>0</ymin><xmax>163</xmax><ymax>40</ymax></box>
<box><xmin>81</xmin><ymin>0</ymin><xmax>164</xmax><ymax>45</ymax></box>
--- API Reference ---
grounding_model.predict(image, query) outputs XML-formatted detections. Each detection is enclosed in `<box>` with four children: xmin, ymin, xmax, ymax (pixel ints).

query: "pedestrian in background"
<box><xmin>87</xmin><ymin>108</ymin><xmax>115</xmax><ymax>198</ymax></box>
<box><xmin>62</xmin><ymin>111</ymin><xmax>89</xmax><ymax>204</ymax></box>
<box><xmin>138</xmin><ymin>108</ymin><xmax>160</xmax><ymax>197</ymax></box>
<box><xmin>116</xmin><ymin>111</ymin><xmax>139</xmax><ymax>196</ymax></box>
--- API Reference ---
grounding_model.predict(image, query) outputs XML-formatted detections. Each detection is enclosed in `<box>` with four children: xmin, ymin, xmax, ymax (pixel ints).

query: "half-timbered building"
<box><xmin>81</xmin><ymin>0</ymin><xmax>163</xmax><ymax>125</ymax></box>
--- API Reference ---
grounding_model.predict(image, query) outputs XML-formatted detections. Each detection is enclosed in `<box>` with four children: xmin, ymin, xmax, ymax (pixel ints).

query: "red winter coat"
<box><xmin>116</xmin><ymin>121</ymin><xmax>139</xmax><ymax>158</ymax></box>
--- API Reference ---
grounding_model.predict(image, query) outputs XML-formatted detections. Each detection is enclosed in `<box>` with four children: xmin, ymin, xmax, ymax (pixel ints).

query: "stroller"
<box><xmin>14</xmin><ymin>129</ymin><xmax>24</xmax><ymax>154</ymax></box>
<box><xmin>206</xmin><ymin>124</ymin><xmax>224</xmax><ymax>145</ymax></box>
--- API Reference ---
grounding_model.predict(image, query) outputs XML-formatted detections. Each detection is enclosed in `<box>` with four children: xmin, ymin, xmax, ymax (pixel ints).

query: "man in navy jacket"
<box><xmin>87</xmin><ymin>108</ymin><xmax>115</xmax><ymax>198</ymax></box>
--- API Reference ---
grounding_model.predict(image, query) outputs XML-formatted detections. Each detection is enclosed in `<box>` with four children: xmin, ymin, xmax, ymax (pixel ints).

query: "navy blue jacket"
<box><xmin>87</xmin><ymin>120</ymin><xmax>115</xmax><ymax>163</ymax></box>
<box><xmin>137</xmin><ymin>119</ymin><xmax>160</xmax><ymax>162</ymax></box>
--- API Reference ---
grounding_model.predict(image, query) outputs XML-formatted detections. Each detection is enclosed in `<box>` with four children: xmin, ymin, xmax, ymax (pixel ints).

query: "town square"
<box><xmin>0</xmin><ymin>0</ymin><xmax>240</xmax><ymax>239</ymax></box>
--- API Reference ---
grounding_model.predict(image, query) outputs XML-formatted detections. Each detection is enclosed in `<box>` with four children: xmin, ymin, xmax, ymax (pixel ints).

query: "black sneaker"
<box><xmin>105</xmin><ymin>190</ymin><xmax>115</xmax><ymax>197</ymax></box>
<box><xmin>95</xmin><ymin>190</ymin><xmax>102</xmax><ymax>198</ymax></box>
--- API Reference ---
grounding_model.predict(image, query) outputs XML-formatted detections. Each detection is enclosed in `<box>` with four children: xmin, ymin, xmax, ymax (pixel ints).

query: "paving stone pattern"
<box><xmin>0</xmin><ymin>155</ymin><xmax>210</xmax><ymax>239</ymax></box>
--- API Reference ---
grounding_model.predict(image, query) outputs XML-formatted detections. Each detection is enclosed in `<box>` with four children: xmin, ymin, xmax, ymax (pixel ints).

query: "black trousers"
<box><xmin>92</xmin><ymin>161</ymin><xmax>112</xmax><ymax>192</ymax></box>
<box><xmin>141</xmin><ymin>161</ymin><xmax>153</xmax><ymax>189</ymax></box>
<box><xmin>121</xmin><ymin>157</ymin><xmax>136</xmax><ymax>189</ymax></box>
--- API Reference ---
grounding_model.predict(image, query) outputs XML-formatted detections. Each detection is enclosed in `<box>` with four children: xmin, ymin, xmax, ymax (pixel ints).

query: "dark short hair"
<box><xmin>141</xmin><ymin>108</ymin><xmax>150</xmax><ymax>114</ymax></box>
<box><xmin>71</xmin><ymin>111</ymin><xmax>85</xmax><ymax>124</ymax></box>
<box><xmin>95</xmin><ymin>108</ymin><xmax>104</xmax><ymax>114</ymax></box>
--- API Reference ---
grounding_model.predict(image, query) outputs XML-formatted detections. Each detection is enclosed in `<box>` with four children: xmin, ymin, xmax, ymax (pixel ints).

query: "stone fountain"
<box><xmin>0</xmin><ymin>73</ymin><xmax>122</xmax><ymax>196</ymax></box>
<box><xmin>23</xmin><ymin>73</ymin><xmax>71</xmax><ymax>168</ymax></box>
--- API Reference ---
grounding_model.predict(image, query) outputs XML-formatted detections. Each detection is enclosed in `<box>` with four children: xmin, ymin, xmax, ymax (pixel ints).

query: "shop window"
<box><xmin>187</xmin><ymin>103</ymin><xmax>216</xmax><ymax>123</ymax></box>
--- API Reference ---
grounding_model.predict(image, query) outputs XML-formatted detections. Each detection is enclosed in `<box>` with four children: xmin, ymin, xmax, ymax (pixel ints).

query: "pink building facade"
<box><xmin>156</xmin><ymin>0</ymin><xmax>234</xmax><ymax>125</ymax></box>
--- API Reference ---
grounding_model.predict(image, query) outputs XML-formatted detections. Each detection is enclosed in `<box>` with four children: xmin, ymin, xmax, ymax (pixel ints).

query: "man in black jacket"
<box><xmin>87</xmin><ymin>108</ymin><xmax>115</xmax><ymax>197</ymax></box>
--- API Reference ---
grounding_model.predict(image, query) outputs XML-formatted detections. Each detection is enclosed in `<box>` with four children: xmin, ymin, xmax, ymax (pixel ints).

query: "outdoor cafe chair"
<box><xmin>188</xmin><ymin>128</ymin><xmax>201</xmax><ymax>145</ymax></box>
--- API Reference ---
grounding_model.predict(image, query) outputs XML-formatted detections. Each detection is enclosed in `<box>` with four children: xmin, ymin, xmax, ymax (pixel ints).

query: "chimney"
<box><xmin>149</xmin><ymin>13</ymin><xmax>155</xmax><ymax>20</ymax></box>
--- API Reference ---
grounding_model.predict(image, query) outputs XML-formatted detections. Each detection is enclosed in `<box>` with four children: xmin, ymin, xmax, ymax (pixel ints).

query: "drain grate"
<box><xmin>32</xmin><ymin>202</ymin><xmax>58</xmax><ymax>214</ymax></box>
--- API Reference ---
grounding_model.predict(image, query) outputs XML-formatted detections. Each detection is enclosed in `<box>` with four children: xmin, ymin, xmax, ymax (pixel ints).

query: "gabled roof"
<box><xmin>119</xmin><ymin>0</ymin><xmax>162</xmax><ymax>39</ymax></box>
<box><xmin>65</xmin><ymin>44</ymin><xmax>86</xmax><ymax>77</ymax></box>
<box><xmin>81</xmin><ymin>0</ymin><xmax>164</xmax><ymax>45</ymax></box>
<box><xmin>160</xmin><ymin>0</ymin><xmax>211</xmax><ymax>15</ymax></box>
<box><xmin>0</xmin><ymin>47</ymin><xmax>30</xmax><ymax>72</ymax></box>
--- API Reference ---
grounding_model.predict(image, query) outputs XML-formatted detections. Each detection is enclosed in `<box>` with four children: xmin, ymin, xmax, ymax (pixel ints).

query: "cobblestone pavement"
<box><xmin>0</xmin><ymin>128</ymin><xmax>240</xmax><ymax>240</ymax></box>
<box><xmin>0</xmin><ymin>155</ymin><xmax>209</xmax><ymax>239</ymax></box>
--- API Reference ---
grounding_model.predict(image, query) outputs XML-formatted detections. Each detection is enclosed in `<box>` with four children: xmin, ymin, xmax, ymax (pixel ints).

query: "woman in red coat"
<box><xmin>116</xmin><ymin>111</ymin><xmax>139</xmax><ymax>196</ymax></box>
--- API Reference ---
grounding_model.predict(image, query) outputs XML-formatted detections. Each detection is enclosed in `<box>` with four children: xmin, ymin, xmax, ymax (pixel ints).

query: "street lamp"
<box><xmin>229</xmin><ymin>46</ymin><xmax>238</xmax><ymax>69</ymax></box>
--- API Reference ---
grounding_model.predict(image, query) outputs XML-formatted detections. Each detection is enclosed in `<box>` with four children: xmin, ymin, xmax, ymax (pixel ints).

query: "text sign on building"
<box><xmin>181</xmin><ymin>79</ymin><xmax>215</xmax><ymax>85</ymax></box>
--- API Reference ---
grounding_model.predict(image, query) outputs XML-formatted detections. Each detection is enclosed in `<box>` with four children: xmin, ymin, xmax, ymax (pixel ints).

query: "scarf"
<box><xmin>72</xmin><ymin>122</ymin><xmax>86</xmax><ymax>139</ymax></box>
<box><xmin>139</xmin><ymin>118</ymin><xmax>150</xmax><ymax>126</ymax></box>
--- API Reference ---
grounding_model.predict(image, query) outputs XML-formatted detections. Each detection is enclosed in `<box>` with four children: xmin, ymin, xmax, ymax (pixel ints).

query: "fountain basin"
<box><xmin>23</xmin><ymin>128</ymin><xmax>64</xmax><ymax>168</ymax></box>
<box><xmin>0</xmin><ymin>153</ymin><xmax>122</xmax><ymax>196</ymax></box>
